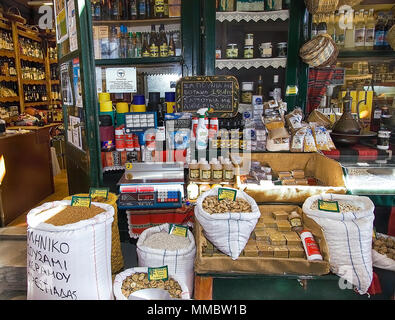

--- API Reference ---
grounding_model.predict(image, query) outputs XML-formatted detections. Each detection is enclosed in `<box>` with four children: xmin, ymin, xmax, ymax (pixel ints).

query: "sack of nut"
<box><xmin>195</xmin><ymin>187</ymin><xmax>260</xmax><ymax>260</ymax></box>
<box><xmin>303</xmin><ymin>194</ymin><xmax>375</xmax><ymax>295</ymax></box>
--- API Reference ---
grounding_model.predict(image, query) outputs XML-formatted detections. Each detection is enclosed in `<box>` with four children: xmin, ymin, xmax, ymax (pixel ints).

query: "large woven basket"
<box><xmin>304</xmin><ymin>0</ymin><xmax>339</xmax><ymax>14</ymax></box>
<box><xmin>337</xmin><ymin>0</ymin><xmax>363</xmax><ymax>8</ymax></box>
<box><xmin>300</xmin><ymin>34</ymin><xmax>338</xmax><ymax>67</ymax></box>
<box><xmin>387</xmin><ymin>24</ymin><xmax>395</xmax><ymax>51</ymax></box>
<box><xmin>63</xmin><ymin>193</ymin><xmax>124</xmax><ymax>274</ymax></box>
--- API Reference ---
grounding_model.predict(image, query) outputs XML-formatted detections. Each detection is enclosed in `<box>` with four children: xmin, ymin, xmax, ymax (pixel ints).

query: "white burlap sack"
<box><xmin>303</xmin><ymin>194</ymin><xmax>375</xmax><ymax>295</ymax></box>
<box><xmin>136</xmin><ymin>223</ymin><xmax>195</xmax><ymax>295</ymax></box>
<box><xmin>26</xmin><ymin>200</ymin><xmax>114</xmax><ymax>300</ymax></box>
<box><xmin>113</xmin><ymin>267</ymin><xmax>190</xmax><ymax>300</ymax></box>
<box><xmin>372</xmin><ymin>233</ymin><xmax>395</xmax><ymax>272</ymax></box>
<box><xmin>195</xmin><ymin>187</ymin><xmax>260</xmax><ymax>260</ymax></box>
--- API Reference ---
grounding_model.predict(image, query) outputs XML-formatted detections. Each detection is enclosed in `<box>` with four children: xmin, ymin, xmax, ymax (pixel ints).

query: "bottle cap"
<box><xmin>116</xmin><ymin>102</ymin><xmax>129</xmax><ymax>113</ymax></box>
<box><xmin>165</xmin><ymin>92</ymin><xmax>176</xmax><ymax>102</ymax></box>
<box><xmin>100</xmin><ymin>100</ymin><xmax>113</xmax><ymax>112</ymax></box>
<box><xmin>132</xmin><ymin>95</ymin><xmax>145</xmax><ymax>105</ymax></box>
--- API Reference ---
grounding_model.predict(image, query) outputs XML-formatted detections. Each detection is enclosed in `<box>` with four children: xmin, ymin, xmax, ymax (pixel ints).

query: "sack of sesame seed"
<box><xmin>303</xmin><ymin>194</ymin><xmax>375</xmax><ymax>295</ymax></box>
<box><xmin>136</xmin><ymin>223</ymin><xmax>196</xmax><ymax>295</ymax></box>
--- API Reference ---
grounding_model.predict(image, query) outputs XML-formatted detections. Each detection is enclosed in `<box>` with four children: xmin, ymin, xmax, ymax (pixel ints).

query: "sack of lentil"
<box><xmin>136</xmin><ymin>223</ymin><xmax>196</xmax><ymax>296</ymax></box>
<box><xmin>26</xmin><ymin>200</ymin><xmax>114</xmax><ymax>300</ymax></box>
<box><xmin>113</xmin><ymin>267</ymin><xmax>191</xmax><ymax>300</ymax></box>
<box><xmin>195</xmin><ymin>187</ymin><xmax>260</xmax><ymax>260</ymax></box>
<box><xmin>302</xmin><ymin>194</ymin><xmax>375</xmax><ymax>295</ymax></box>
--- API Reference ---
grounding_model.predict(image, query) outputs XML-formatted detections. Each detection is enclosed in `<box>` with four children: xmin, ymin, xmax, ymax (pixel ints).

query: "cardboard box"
<box><xmin>194</xmin><ymin>205</ymin><xmax>330</xmax><ymax>276</ymax></box>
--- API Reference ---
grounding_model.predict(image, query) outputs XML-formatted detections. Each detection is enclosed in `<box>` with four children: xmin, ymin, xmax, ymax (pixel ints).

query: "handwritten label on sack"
<box><xmin>89</xmin><ymin>187</ymin><xmax>109</xmax><ymax>200</ymax></box>
<box><xmin>148</xmin><ymin>266</ymin><xmax>169</xmax><ymax>281</ymax></box>
<box><xmin>317</xmin><ymin>200</ymin><xmax>339</xmax><ymax>212</ymax></box>
<box><xmin>71</xmin><ymin>196</ymin><xmax>91</xmax><ymax>208</ymax></box>
<box><xmin>169</xmin><ymin>224</ymin><xmax>188</xmax><ymax>238</ymax></box>
<box><xmin>218</xmin><ymin>188</ymin><xmax>237</xmax><ymax>201</ymax></box>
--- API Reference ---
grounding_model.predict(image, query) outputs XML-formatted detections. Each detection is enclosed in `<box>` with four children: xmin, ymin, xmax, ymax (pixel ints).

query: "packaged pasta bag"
<box><xmin>290</xmin><ymin>126</ymin><xmax>307</xmax><ymax>152</ymax></box>
<box><xmin>311</xmin><ymin>125</ymin><xmax>331</xmax><ymax>151</ymax></box>
<box><xmin>285</xmin><ymin>108</ymin><xmax>303</xmax><ymax>134</ymax></box>
<box><xmin>304</xmin><ymin>127</ymin><xmax>318</xmax><ymax>152</ymax></box>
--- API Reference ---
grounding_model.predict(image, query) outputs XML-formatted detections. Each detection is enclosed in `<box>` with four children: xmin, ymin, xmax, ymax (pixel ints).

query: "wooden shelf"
<box><xmin>0</xmin><ymin>75</ymin><xmax>18</xmax><ymax>82</ymax></box>
<box><xmin>0</xmin><ymin>49</ymin><xmax>15</xmax><ymax>58</ymax></box>
<box><xmin>50</xmin><ymin>80</ymin><xmax>60</xmax><ymax>85</ymax></box>
<box><xmin>20</xmin><ymin>55</ymin><xmax>45</xmax><ymax>64</ymax></box>
<box><xmin>95</xmin><ymin>56</ymin><xmax>183</xmax><ymax>66</ymax></box>
<box><xmin>49</xmin><ymin>59</ymin><xmax>58</xmax><ymax>64</ymax></box>
<box><xmin>216</xmin><ymin>10</ymin><xmax>289</xmax><ymax>23</ymax></box>
<box><xmin>373</xmin><ymin>82</ymin><xmax>395</xmax><ymax>87</ymax></box>
<box><xmin>92</xmin><ymin>17</ymin><xmax>181</xmax><ymax>26</ymax></box>
<box><xmin>24</xmin><ymin>101</ymin><xmax>49</xmax><ymax>107</ymax></box>
<box><xmin>0</xmin><ymin>96</ymin><xmax>19</xmax><ymax>103</ymax></box>
<box><xmin>215</xmin><ymin>57</ymin><xmax>287</xmax><ymax>69</ymax></box>
<box><xmin>338</xmin><ymin>50</ymin><xmax>395</xmax><ymax>58</ymax></box>
<box><xmin>17</xmin><ymin>29</ymin><xmax>41</xmax><ymax>42</ymax></box>
<box><xmin>50</xmin><ymin>100</ymin><xmax>62</xmax><ymax>105</ymax></box>
<box><xmin>22</xmin><ymin>79</ymin><xmax>47</xmax><ymax>85</ymax></box>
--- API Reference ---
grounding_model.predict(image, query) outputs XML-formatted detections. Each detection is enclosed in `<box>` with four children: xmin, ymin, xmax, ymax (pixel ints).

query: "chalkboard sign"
<box><xmin>175</xmin><ymin>76</ymin><xmax>239</xmax><ymax>118</ymax></box>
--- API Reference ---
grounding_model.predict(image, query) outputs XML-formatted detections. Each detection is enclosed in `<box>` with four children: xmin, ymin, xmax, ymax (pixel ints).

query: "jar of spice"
<box><xmin>244</xmin><ymin>45</ymin><xmax>254</xmax><ymax>59</ymax></box>
<box><xmin>241</xmin><ymin>82</ymin><xmax>254</xmax><ymax>103</ymax></box>
<box><xmin>226</xmin><ymin>43</ymin><xmax>238</xmax><ymax>59</ymax></box>
<box><xmin>259</xmin><ymin>42</ymin><xmax>272</xmax><ymax>58</ymax></box>
<box><xmin>377</xmin><ymin>130</ymin><xmax>391</xmax><ymax>150</ymax></box>
<box><xmin>245</xmin><ymin>33</ymin><xmax>254</xmax><ymax>46</ymax></box>
<box><xmin>277</xmin><ymin>42</ymin><xmax>288</xmax><ymax>57</ymax></box>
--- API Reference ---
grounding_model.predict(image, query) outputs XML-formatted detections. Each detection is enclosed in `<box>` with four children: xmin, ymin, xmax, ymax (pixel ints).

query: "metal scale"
<box><xmin>117</xmin><ymin>162</ymin><xmax>184</xmax><ymax>210</ymax></box>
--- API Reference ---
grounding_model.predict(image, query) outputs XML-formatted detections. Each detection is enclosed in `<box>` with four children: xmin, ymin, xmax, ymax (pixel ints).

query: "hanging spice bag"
<box><xmin>304</xmin><ymin>0</ymin><xmax>339</xmax><ymax>14</ymax></box>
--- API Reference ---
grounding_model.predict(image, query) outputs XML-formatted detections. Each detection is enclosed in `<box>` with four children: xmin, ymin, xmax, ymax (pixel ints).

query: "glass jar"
<box><xmin>277</xmin><ymin>42</ymin><xmax>288</xmax><ymax>57</ymax></box>
<box><xmin>245</xmin><ymin>33</ymin><xmax>254</xmax><ymax>46</ymax></box>
<box><xmin>241</xmin><ymin>82</ymin><xmax>254</xmax><ymax>104</ymax></box>
<box><xmin>377</xmin><ymin>130</ymin><xmax>391</xmax><ymax>150</ymax></box>
<box><xmin>226</xmin><ymin>43</ymin><xmax>238</xmax><ymax>59</ymax></box>
<box><xmin>259</xmin><ymin>42</ymin><xmax>272</xmax><ymax>57</ymax></box>
<box><xmin>244</xmin><ymin>45</ymin><xmax>254</xmax><ymax>59</ymax></box>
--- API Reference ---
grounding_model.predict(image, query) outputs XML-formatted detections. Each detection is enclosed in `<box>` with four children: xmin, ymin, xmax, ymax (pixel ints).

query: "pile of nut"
<box><xmin>310</xmin><ymin>200</ymin><xmax>361</xmax><ymax>213</ymax></box>
<box><xmin>202</xmin><ymin>196</ymin><xmax>252</xmax><ymax>214</ymax></box>
<box><xmin>121</xmin><ymin>272</ymin><xmax>182</xmax><ymax>299</ymax></box>
<box><xmin>373</xmin><ymin>236</ymin><xmax>395</xmax><ymax>260</ymax></box>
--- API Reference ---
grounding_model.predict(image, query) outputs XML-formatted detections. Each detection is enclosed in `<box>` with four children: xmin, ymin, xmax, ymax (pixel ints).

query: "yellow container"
<box><xmin>116</xmin><ymin>102</ymin><xmax>129</xmax><ymax>113</ymax></box>
<box><xmin>131</xmin><ymin>104</ymin><xmax>146</xmax><ymax>112</ymax></box>
<box><xmin>99</xmin><ymin>92</ymin><xmax>111</xmax><ymax>103</ymax></box>
<box><xmin>100</xmin><ymin>100</ymin><xmax>113</xmax><ymax>112</ymax></box>
<box><xmin>166</xmin><ymin>101</ymin><xmax>176</xmax><ymax>113</ymax></box>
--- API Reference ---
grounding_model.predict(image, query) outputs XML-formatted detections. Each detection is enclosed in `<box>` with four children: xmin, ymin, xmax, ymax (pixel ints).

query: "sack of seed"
<box><xmin>113</xmin><ymin>267</ymin><xmax>190</xmax><ymax>300</ymax></box>
<box><xmin>195</xmin><ymin>187</ymin><xmax>260</xmax><ymax>260</ymax></box>
<box><xmin>136</xmin><ymin>223</ymin><xmax>196</xmax><ymax>295</ymax></box>
<box><xmin>26</xmin><ymin>200</ymin><xmax>114</xmax><ymax>300</ymax></box>
<box><xmin>303</xmin><ymin>194</ymin><xmax>375</xmax><ymax>295</ymax></box>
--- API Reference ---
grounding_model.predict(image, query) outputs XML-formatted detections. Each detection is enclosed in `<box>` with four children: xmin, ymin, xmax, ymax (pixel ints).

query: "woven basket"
<box><xmin>387</xmin><ymin>24</ymin><xmax>395</xmax><ymax>51</ymax></box>
<box><xmin>300</xmin><ymin>34</ymin><xmax>338</xmax><ymax>67</ymax></box>
<box><xmin>304</xmin><ymin>0</ymin><xmax>339</xmax><ymax>14</ymax></box>
<box><xmin>63</xmin><ymin>193</ymin><xmax>124</xmax><ymax>274</ymax></box>
<box><xmin>337</xmin><ymin>0</ymin><xmax>363</xmax><ymax>8</ymax></box>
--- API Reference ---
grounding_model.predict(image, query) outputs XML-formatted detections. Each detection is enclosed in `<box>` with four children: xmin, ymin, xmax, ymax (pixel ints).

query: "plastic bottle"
<box><xmin>189</xmin><ymin>159</ymin><xmax>200</xmax><ymax>181</ymax></box>
<box><xmin>199</xmin><ymin>158</ymin><xmax>211</xmax><ymax>182</ymax></box>
<box><xmin>223</xmin><ymin>158</ymin><xmax>235</xmax><ymax>182</ymax></box>
<box><xmin>187</xmin><ymin>182</ymin><xmax>199</xmax><ymax>200</ymax></box>
<box><xmin>374</xmin><ymin>12</ymin><xmax>385</xmax><ymax>50</ymax></box>
<box><xmin>354</xmin><ymin>10</ymin><xmax>366</xmax><ymax>50</ymax></box>
<box><xmin>211</xmin><ymin>158</ymin><xmax>223</xmax><ymax>182</ymax></box>
<box><xmin>288</xmin><ymin>211</ymin><xmax>303</xmax><ymax>232</ymax></box>
<box><xmin>364</xmin><ymin>9</ymin><xmax>375</xmax><ymax>50</ymax></box>
<box><xmin>165</xmin><ymin>92</ymin><xmax>176</xmax><ymax>113</ymax></box>
<box><xmin>335</xmin><ymin>10</ymin><xmax>345</xmax><ymax>48</ymax></box>
<box><xmin>344</xmin><ymin>9</ymin><xmax>355</xmax><ymax>49</ymax></box>
<box><xmin>300</xmin><ymin>230</ymin><xmax>323</xmax><ymax>261</ymax></box>
<box><xmin>196</xmin><ymin>108</ymin><xmax>209</xmax><ymax>150</ymax></box>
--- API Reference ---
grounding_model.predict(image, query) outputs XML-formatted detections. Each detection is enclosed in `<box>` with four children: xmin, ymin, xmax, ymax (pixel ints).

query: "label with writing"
<box><xmin>318</xmin><ymin>200</ymin><xmax>339</xmax><ymax>212</ymax></box>
<box><xmin>189</xmin><ymin>169</ymin><xmax>200</xmax><ymax>179</ymax></box>
<box><xmin>148</xmin><ymin>266</ymin><xmax>168</xmax><ymax>281</ymax></box>
<box><xmin>160</xmin><ymin>44</ymin><xmax>168</xmax><ymax>57</ymax></box>
<box><xmin>304</xmin><ymin>236</ymin><xmax>321</xmax><ymax>256</ymax></box>
<box><xmin>285</xmin><ymin>85</ymin><xmax>298</xmax><ymax>96</ymax></box>
<box><xmin>150</xmin><ymin>45</ymin><xmax>159</xmax><ymax>57</ymax></box>
<box><xmin>212</xmin><ymin>170</ymin><xmax>223</xmax><ymax>180</ymax></box>
<box><xmin>224</xmin><ymin>170</ymin><xmax>234</xmax><ymax>181</ymax></box>
<box><xmin>71</xmin><ymin>196</ymin><xmax>91</xmax><ymax>208</ymax></box>
<box><xmin>142</xmin><ymin>49</ymin><xmax>150</xmax><ymax>57</ymax></box>
<box><xmin>169</xmin><ymin>224</ymin><xmax>188</xmax><ymax>238</ymax></box>
<box><xmin>201</xmin><ymin>169</ymin><xmax>211</xmax><ymax>180</ymax></box>
<box><xmin>218</xmin><ymin>188</ymin><xmax>237</xmax><ymax>201</ymax></box>
<box><xmin>89</xmin><ymin>187</ymin><xmax>109</xmax><ymax>200</ymax></box>
<box><xmin>289</xmin><ymin>217</ymin><xmax>302</xmax><ymax>228</ymax></box>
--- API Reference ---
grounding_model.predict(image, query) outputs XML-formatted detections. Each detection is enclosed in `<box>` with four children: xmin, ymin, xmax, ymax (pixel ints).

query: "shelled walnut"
<box><xmin>373</xmin><ymin>236</ymin><xmax>395</xmax><ymax>261</ymax></box>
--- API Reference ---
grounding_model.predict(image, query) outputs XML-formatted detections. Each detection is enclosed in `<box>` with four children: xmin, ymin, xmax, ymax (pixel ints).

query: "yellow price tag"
<box><xmin>89</xmin><ymin>187</ymin><xmax>109</xmax><ymax>200</ymax></box>
<box><xmin>169</xmin><ymin>224</ymin><xmax>188</xmax><ymax>238</ymax></box>
<box><xmin>218</xmin><ymin>188</ymin><xmax>237</xmax><ymax>201</ymax></box>
<box><xmin>71</xmin><ymin>196</ymin><xmax>91</xmax><ymax>208</ymax></box>
<box><xmin>318</xmin><ymin>200</ymin><xmax>339</xmax><ymax>212</ymax></box>
<box><xmin>125</xmin><ymin>163</ymin><xmax>133</xmax><ymax>170</ymax></box>
<box><xmin>148</xmin><ymin>266</ymin><xmax>168</xmax><ymax>281</ymax></box>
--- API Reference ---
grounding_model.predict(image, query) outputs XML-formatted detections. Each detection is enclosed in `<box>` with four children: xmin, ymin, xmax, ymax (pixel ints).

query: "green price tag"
<box><xmin>285</xmin><ymin>85</ymin><xmax>298</xmax><ymax>96</ymax></box>
<box><xmin>318</xmin><ymin>200</ymin><xmax>339</xmax><ymax>212</ymax></box>
<box><xmin>89</xmin><ymin>187</ymin><xmax>109</xmax><ymax>200</ymax></box>
<box><xmin>148</xmin><ymin>266</ymin><xmax>168</xmax><ymax>282</ymax></box>
<box><xmin>169</xmin><ymin>224</ymin><xmax>188</xmax><ymax>238</ymax></box>
<box><xmin>71</xmin><ymin>196</ymin><xmax>91</xmax><ymax>208</ymax></box>
<box><xmin>218</xmin><ymin>188</ymin><xmax>237</xmax><ymax>201</ymax></box>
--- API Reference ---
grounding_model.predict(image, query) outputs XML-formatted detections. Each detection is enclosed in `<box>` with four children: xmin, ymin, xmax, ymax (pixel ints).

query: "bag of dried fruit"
<box><xmin>195</xmin><ymin>187</ymin><xmax>260</xmax><ymax>260</ymax></box>
<box><xmin>303</xmin><ymin>194</ymin><xmax>375</xmax><ymax>295</ymax></box>
<box><xmin>113</xmin><ymin>267</ymin><xmax>190</xmax><ymax>300</ymax></box>
<box><xmin>136</xmin><ymin>223</ymin><xmax>196</xmax><ymax>295</ymax></box>
<box><xmin>372</xmin><ymin>233</ymin><xmax>395</xmax><ymax>272</ymax></box>
<box><xmin>26</xmin><ymin>200</ymin><xmax>114</xmax><ymax>300</ymax></box>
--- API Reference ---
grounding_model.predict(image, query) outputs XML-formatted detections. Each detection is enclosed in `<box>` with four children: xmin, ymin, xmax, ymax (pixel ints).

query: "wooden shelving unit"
<box><xmin>0</xmin><ymin>16</ymin><xmax>61</xmax><ymax>123</ymax></box>
<box><xmin>92</xmin><ymin>17</ymin><xmax>181</xmax><ymax>26</ymax></box>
